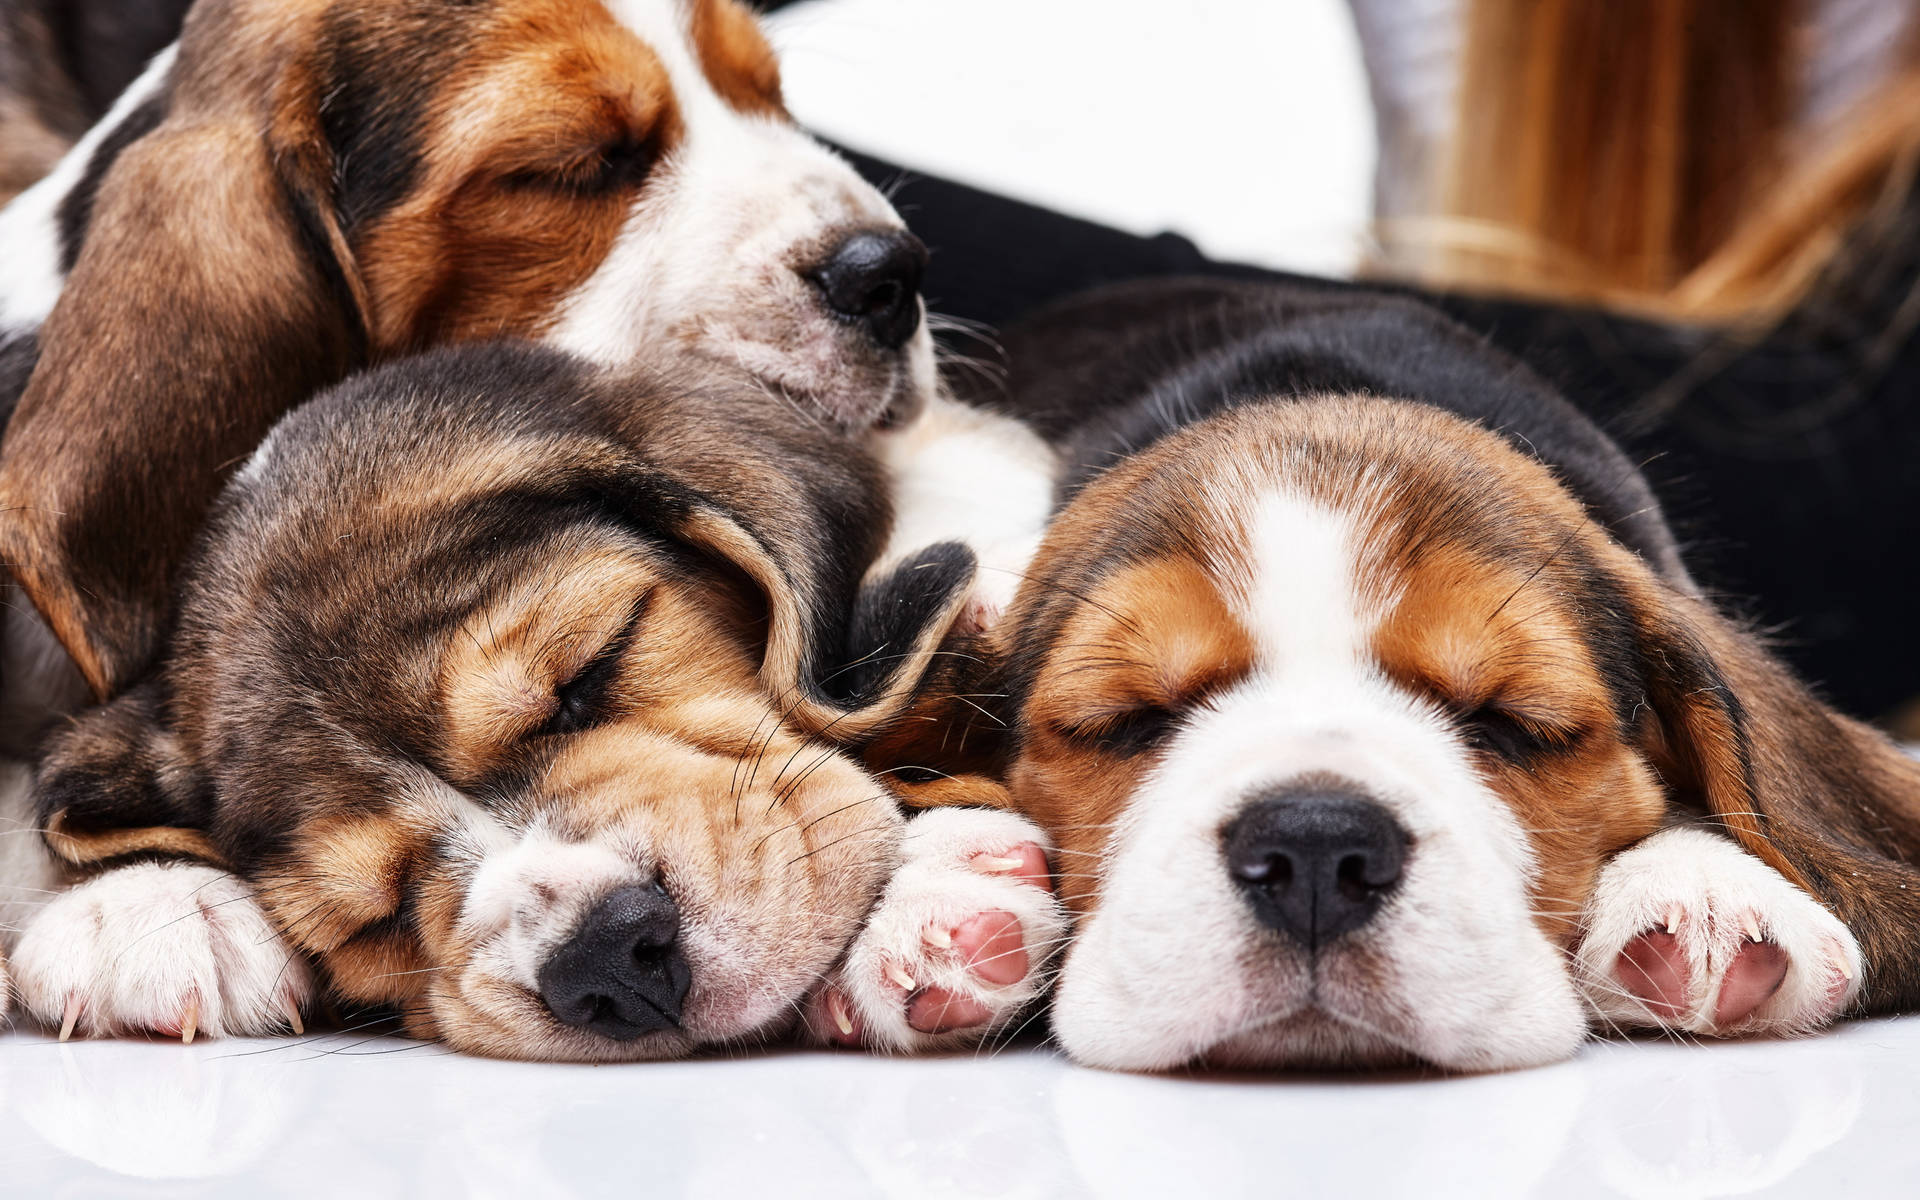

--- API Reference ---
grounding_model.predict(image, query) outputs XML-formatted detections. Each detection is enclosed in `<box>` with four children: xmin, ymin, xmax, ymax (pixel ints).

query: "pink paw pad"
<box><xmin>908</xmin><ymin>988</ymin><xmax>995</xmax><ymax>1034</ymax></box>
<box><xmin>1617</xmin><ymin>930</ymin><xmax>1690</xmax><ymax>1018</ymax></box>
<box><xmin>1714</xmin><ymin>940</ymin><xmax>1789</xmax><ymax>1025</ymax></box>
<box><xmin>902</xmin><ymin>910</ymin><xmax>1034</xmax><ymax>1034</ymax></box>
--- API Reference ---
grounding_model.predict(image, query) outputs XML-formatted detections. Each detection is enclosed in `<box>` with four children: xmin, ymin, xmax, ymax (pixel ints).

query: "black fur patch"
<box><xmin>0</xmin><ymin>329</ymin><xmax>39</xmax><ymax>432</ymax></box>
<box><xmin>277</xmin><ymin>169</ymin><xmax>370</xmax><ymax>362</ymax></box>
<box><xmin>44</xmin><ymin>0</ymin><xmax>194</xmax><ymax>114</ymax></box>
<box><xmin>315</xmin><ymin>7</ymin><xmax>468</xmax><ymax>235</ymax></box>
<box><xmin>837</xmin><ymin>541</ymin><xmax>976</xmax><ymax>707</ymax></box>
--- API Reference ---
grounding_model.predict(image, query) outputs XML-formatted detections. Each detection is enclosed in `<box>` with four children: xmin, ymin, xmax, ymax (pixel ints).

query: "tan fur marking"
<box><xmin>352</xmin><ymin>0</ymin><xmax>684</xmax><ymax>351</ymax></box>
<box><xmin>43</xmin><ymin>811</ymin><xmax>228</xmax><ymax>870</ymax></box>
<box><xmin>1015</xmin><ymin>558</ymin><xmax>1255</xmax><ymax>914</ymax></box>
<box><xmin>689</xmin><ymin>0</ymin><xmax>785</xmax><ymax>116</ymax></box>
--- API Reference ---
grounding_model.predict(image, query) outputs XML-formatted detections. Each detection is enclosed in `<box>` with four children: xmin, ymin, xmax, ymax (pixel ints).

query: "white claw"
<box><xmin>1742</xmin><ymin>913</ymin><xmax>1763</xmax><ymax>942</ymax></box>
<box><xmin>885</xmin><ymin>963</ymin><xmax>916</xmax><ymax>991</ymax></box>
<box><xmin>828</xmin><ymin>990</ymin><xmax>855</xmax><ymax>1037</ymax></box>
<box><xmin>922</xmin><ymin>925</ymin><xmax>953</xmax><ymax>950</ymax></box>
<box><xmin>975</xmin><ymin>855</ymin><xmax>1024</xmax><ymax>874</ymax></box>
<box><xmin>1665</xmin><ymin>905</ymin><xmax>1682</xmax><ymax>935</ymax></box>
<box><xmin>180</xmin><ymin>998</ymin><xmax>199</xmax><ymax>1045</ymax></box>
<box><xmin>58</xmin><ymin>996</ymin><xmax>82</xmax><ymax>1043</ymax></box>
<box><xmin>284</xmin><ymin>1001</ymin><xmax>305</xmax><ymax>1037</ymax></box>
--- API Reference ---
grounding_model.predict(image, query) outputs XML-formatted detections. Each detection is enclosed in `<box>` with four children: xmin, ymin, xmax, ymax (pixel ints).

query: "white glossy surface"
<box><xmin>3</xmin><ymin>1018</ymin><xmax>1916</xmax><ymax>1197</ymax></box>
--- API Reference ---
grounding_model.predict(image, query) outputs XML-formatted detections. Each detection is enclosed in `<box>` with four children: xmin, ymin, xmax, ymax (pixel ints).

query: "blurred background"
<box><xmin>767</xmin><ymin>0</ymin><xmax>1377</xmax><ymax>279</ymax></box>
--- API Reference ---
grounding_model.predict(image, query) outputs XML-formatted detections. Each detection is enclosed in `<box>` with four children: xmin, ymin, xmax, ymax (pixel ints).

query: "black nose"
<box><xmin>537</xmin><ymin>883</ymin><xmax>691</xmax><ymax>1040</ymax></box>
<box><xmin>809</xmin><ymin>229</ymin><xmax>927</xmax><ymax>349</ymax></box>
<box><xmin>1223</xmin><ymin>789</ymin><xmax>1408</xmax><ymax>950</ymax></box>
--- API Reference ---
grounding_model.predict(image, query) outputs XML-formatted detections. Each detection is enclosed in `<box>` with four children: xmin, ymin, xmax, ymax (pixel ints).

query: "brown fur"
<box><xmin>1421</xmin><ymin>0</ymin><xmax>1920</xmax><ymax>321</ymax></box>
<box><xmin>890</xmin><ymin>396</ymin><xmax>1920</xmax><ymax>1012</ymax></box>
<box><xmin>0</xmin><ymin>0</ymin><xmax>792</xmax><ymax>701</ymax></box>
<box><xmin>689</xmin><ymin>0</ymin><xmax>783</xmax><ymax>117</ymax></box>
<box><xmin>0</xmin><ymin>3</ymin><xmax>97</xmax><ymax>204</ymax></box>
<box><xmin>31</xmin><ymin>344</ymin><xmax>972</xmax><ymax>1060</ymax></box>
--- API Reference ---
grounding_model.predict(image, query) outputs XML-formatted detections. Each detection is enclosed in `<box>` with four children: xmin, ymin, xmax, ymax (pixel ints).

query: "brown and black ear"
<box><xmin>857</xmin><ymin>608</ymin><xmax>1018</xmax><ymax>814</ymax></box>
<box><xmin>670</xmin><ymin>508</ymin><xmax>982</xmax><ymax>744</ymax></box>
<box><xmin>0</xmin><ymin>57</ymin><xmax>367</xmax><ymax>700</ymax></box>
<box><xmin>32</xmin><ymin>680</ymin><xmax>224</xmax><ymax>872</ymax></box>
<box><xmin>1631</xmin><ymin>578</ymin><xmax>1920</xmax><ymax>1014</ymax></box>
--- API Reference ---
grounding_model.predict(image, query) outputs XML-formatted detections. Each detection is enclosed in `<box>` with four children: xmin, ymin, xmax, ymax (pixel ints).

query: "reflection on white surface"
<box><xmin>3</xmin><ymin>1018</ymin><xmax>1918</xmax><ymax>1197</ymax></box>
<box><xmin>7</xmin><ymin>1042</ymin><xmax>306</xmax><ymax>1180</ymax></box>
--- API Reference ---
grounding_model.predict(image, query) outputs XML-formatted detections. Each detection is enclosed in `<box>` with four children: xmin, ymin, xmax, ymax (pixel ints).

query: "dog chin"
<box><xmin>747</xmin><ymin>353</ymin><xmax>929</xmax><ymax>432</ymax></box>
<box><xmin>1053</xmin><ymin>944</ymin><xmax>1591</xmax><ymax>1076</ymax></box>
<box><xmin>706</xmin><ymin>317</ymin><xmax>934</xmax><ymax>431</ymax></box>
<box><xmin>1196</xmin><ymin>1009</ymin><xmax>1422</xmax><ymax>1072</ymax></box>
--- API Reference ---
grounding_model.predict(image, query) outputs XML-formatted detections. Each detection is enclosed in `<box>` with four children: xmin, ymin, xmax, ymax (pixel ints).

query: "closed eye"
<box><xmin>1456</xmin><ymin>701</ymin><xmax>1582</xmax><ymax>765</ymax></box>
<box><xmin>503</xmin><ymin>133</ymin><xmax>657</xmax><ymax>197</ymax></box>
<box><xmin>540</xmin><ymin>591</ymin><xmax>651</xmax><ymax>738</ymax></box>
<box><xmin>1054</xmin><ymin>702</ymin><xmax>1182</xmax><ymax>758</ymax></box>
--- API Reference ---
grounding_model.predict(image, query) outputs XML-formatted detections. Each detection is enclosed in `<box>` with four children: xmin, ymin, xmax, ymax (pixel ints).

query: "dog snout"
<box><xmin>537</xmin><ymin>883</ymin><xmax>691</xmax><ymax>1040</ymax></box>
<box><xmin>1223</xmin><ymin>788</ymin><xmax>1408</xmax><ymax>949</ymax></box>
<box><xmin>808</xmin><ymin>229</ymin><xmax>928</xmax><ymax>350</ymax></box>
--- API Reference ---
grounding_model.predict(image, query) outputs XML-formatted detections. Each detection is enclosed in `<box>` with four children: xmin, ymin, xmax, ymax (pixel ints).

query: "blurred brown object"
<box><xmin>0</xmin><ymin>4</ymin><xmax>88</xmax><ymax>206</ymax></box>
<box><xmin>1408</xmin><ymin>0</ymin><xmax>1920</xmax><ymax>322</ymax></box>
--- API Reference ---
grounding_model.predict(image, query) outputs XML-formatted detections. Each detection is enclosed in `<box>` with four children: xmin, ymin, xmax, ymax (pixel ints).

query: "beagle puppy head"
<box><xmin>972</xmin><ymin>396</ymin><xmax>1920</xmax><ymax>1073</ymax></box>
<box><xmin>0</xmin><ymin>0</ymin><xmax>931</xmax><ymax>700</ymax></box>
<box><xmin>32</xmin><ymin>343</ymin><xmax>971</xmax><ymax>1061</ymax></box>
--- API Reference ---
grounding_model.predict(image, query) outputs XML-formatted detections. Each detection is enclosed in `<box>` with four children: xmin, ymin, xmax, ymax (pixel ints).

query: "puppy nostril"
<box><xmin>1233</xmin><ymin>852</ymin><xmax>1293</xmax><ymax>888</ymax></box>
<box><xmin>809</xmin><ymin>229</ymin><xmax>928</xmax><ymax>351</ymax></box>
<box><xmin>1335</xmin><ymin>853</ymin><xmax>1379</xmax><ymax>902</ymax></box>
<box><xmin>1223</xmin><ymin>789</ymin><xmax>1408</xmax><ymax>949</ymax></box>
<box><xmin>863</xmin><ymin>280</ymin><xmax>902</xmax><ymax>317</ymax></box>
<box><xmin>537</xmin><ymin>883</ymin><xmax>691</xmax><ymax>1041</ymax></box>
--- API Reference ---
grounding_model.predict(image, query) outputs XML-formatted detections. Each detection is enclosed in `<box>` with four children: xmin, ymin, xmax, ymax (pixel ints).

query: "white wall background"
<box><xmin>766</xmin><ymin>0</ymin><xmax>1377</xmax><ymax>278</ymax></box>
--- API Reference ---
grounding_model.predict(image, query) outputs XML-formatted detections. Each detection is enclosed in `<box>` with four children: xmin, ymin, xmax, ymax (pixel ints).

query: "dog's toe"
<box><xmin>804</xmin><ymin>808</ymin><xmax>1068</xmax><ymax>1052</ymax></box>
<box><xmin>1578</xmin><ymin>827</ymin><xmax>1860</xmax><ymax>1038</ymax></box>
<box><xmin>1616</xmin><ymin>929</ymin><xmax>1691</xmax><ymax>1019</ymax></box>
<box><xmin>12</xmin><ymin>862</ymin><xmax>312</xmax><ymax>1042</ymax></box>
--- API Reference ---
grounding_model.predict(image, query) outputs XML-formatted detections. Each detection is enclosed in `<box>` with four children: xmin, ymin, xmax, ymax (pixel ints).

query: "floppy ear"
<box><xmin>32</xmin><ymin>680</ymin><xmax>224</xmax><ymax>871</ymax></box>
<box><xmin>670</xmin><ymin>507</ymin><xmax>981</xmax><ymax>743</ymax></box>
<box><xmin>1631</xmin><ymin>578</ymin><xmax>1920</xmax><ymax>1013</ymax></box>
<box><xmin>0</xmin><ymin>71</ymin><xmax>367</xmax><ymax>699</ymax></box>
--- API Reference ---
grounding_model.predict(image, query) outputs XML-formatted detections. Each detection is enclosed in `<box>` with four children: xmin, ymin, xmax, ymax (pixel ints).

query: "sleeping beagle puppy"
<box><xmin>13</xmin><ymin>342</ymin><xmax>1066</xmax><ymax>1059</ymax></box>
<box><xmin>0</xmin><ymin>0</ymin><xmax>940</xmax><ymax>709</ymax></box>
<box><xmin>0</xmin><ymin>0</ymin><xmax>1058</xmax><ymax>1039</ymax></box>
<box><xmin>889</xmin><ymin>278</ymin><xmax>1920</xmax><ymax>1072</ymax></box>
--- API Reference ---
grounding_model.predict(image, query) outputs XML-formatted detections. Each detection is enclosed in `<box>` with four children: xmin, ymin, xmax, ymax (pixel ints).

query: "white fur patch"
<box><xmin>0</xmin><ymin>43</ymin><xmax>177</xmax><ymax>331</ymax></box>
<box><xmin>1051</xmin><ymin>486</ymin><xmax>1587</xmax><ymax>1071</ymax></box>
<box><xmin>869</xmin><ymin>391</ymin><xmax>1060</xmax><ymax>630</ymax></box>
<box><xmin>1576</xmin><ymin>825</ymin><xmax>1862</xmax><ymax>1036</ymax></box>
<box><xmin>460</xmin><ymin>823</ymin><xmax>644</xmax><ymax>995</ymax></box>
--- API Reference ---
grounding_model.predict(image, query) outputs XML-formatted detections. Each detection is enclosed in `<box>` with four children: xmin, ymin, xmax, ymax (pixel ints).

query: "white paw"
<box><xmin>804</xmin><ymin>807</ymin><xmax>1067</xmax><ymax>1051</ymax></box>
<box><xmin>1575</xmin><ymin>826</ymin><xmax>1861</xmax><ymax>1037</ymax></box>
<box><xmin>12</xmin><ymin>861</ymin><xmax>313</xmax><ymax>1041</ymax></box>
